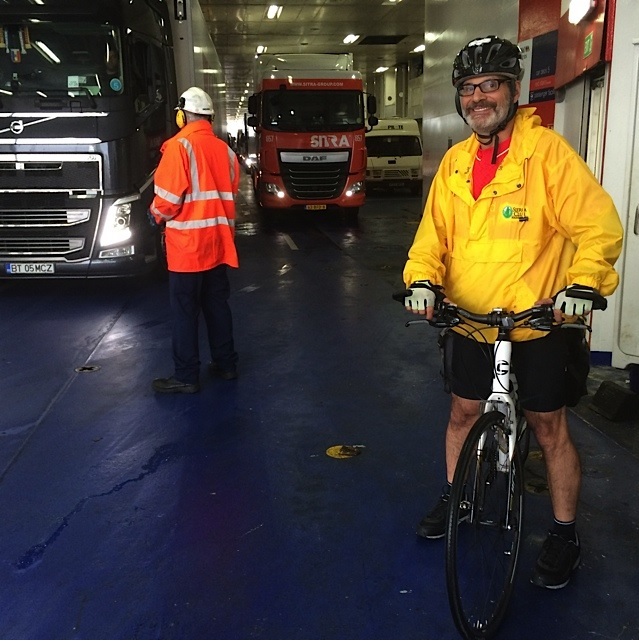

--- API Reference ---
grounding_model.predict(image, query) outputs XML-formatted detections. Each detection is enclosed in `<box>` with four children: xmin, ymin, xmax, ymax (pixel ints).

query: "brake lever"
<box><xmin>561</xmin><ymin>322</ymin><xmax>592</xmax><ymax>332</ymax></box>
<box><xmin>526</xmin><ymin>318</ymin><xmax>555</xmax><ymax>332</ymax></box>
<box><xmin>405</xmin><ymin>309</ymin><xmax>461</xmax><ymax>329</ymax></box>
<box><xmin>430</xmin><ymin>309</ymin><xmax>461</xmax><ymax>328</ymax></box>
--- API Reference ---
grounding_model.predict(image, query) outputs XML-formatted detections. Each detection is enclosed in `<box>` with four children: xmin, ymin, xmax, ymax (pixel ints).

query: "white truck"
<box><xmin>365</xmin><ymin>118</ymin><xmax>423</xmax><ymax>196</ymax></box>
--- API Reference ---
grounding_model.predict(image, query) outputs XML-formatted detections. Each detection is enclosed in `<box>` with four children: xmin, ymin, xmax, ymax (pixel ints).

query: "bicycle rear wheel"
<box><xmin>445</xmin><ymin>411</ymin><xmax>524</xmax><ymax>639</ymax></box>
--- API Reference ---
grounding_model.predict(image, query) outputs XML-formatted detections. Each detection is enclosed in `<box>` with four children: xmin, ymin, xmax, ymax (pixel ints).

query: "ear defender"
<box><xmin>175</xmin><ymin>97</ymin><xmax>186</xmax><ymax>128</ymax></box>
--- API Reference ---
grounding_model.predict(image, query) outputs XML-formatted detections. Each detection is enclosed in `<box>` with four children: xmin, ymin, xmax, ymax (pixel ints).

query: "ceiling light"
<box><xmin>411</xmin><ymin>44</ymin><xmax>425</xmax><ymax>53</ymax></box>
<box><xmin>568</xmin><ymin>0</ymin><xmax>596</xmax><ymax>24</ymax></box>
<box><xmin>375</xmin><ymin>66</ymin><xmax>389</xmax><ymax>73</ymax></box>
<box><xmin>343</xmin><ymin>34</ymin><xmax>360</xmax><ymax>45</ymax></box>
<box><xmin>34</xmin><ymin>40</ymin><xmax>60</xmax><ymax>64</ymax></box>
<box><xmin>266</xmin><ymin>5</ymin><xmax>282</xmax><ymax>20</ymax></box>
<box><xmin>256</xmin><ymin>45</ymin><xmax>267</xmax><ymax>54</ymax></box>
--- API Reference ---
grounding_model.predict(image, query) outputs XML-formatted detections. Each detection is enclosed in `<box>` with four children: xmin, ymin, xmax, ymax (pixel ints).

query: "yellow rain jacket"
<box><xmin>403</xmin><ymin>108</ymin><xmax>623</xmax><ymax>342</ymax></box>
<box><xmin>151</xmin><ymin>120</ymin><xmax>240</xmax><ymax>272</ymax></box>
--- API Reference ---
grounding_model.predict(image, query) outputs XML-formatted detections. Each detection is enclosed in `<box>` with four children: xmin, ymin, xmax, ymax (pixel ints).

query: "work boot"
<box><xmin>208</xmin><ymin>362</ymin><xmax>238</xmax><ymax>380</ymax></box>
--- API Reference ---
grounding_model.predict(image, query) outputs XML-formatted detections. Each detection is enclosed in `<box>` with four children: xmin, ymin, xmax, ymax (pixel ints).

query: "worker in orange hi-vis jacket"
<box><xmin>150</xmin><ymin>86</ymin><xmax>241</xmax><ymax>393</ymax></box>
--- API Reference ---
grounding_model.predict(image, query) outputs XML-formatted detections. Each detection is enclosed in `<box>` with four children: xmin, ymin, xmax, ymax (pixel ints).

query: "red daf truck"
<box><xmin>246</xmin><ymin>53</ymin><xmax>377</xmax><ymax>219</ymax></box>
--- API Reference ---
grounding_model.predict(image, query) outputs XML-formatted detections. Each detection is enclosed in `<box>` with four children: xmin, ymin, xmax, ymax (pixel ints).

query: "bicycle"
<box><xmin>393</xmin><ymin>286</ymin><xmax>606</xmax><ymax>639</ymax></box>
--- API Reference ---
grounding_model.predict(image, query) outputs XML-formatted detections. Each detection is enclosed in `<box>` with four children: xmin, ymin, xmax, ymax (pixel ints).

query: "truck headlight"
<box><xmin>346</xmin><ymin>181</ymin><xmax>364</xmax><ymax>197</ymax></box>
<box><xmin>264</xmin><ymin>183</ymin><xmax>285</xmax><ymax>198</ymax></box>
<box><xmin>101</xmin><ymin>202</ymin><xmax>132</xmax><ymax>247</ymax></box>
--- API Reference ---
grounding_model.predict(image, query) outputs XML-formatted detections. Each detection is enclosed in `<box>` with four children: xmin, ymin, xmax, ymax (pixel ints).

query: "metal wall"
<box><xmin>420</xmin><ymin>0</ymin><xmax>519</xmax><ymax>183</ymax></box>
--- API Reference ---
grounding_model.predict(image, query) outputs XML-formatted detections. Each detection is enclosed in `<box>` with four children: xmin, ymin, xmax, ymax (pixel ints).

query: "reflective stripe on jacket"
<box><xmin>403</xmin><ymin>108</ymin><xmax>623</xmax><ymax>342</ymax></box>
<box><xmin>150</xmin><ymin>120</ymin><xmax>240</xmax><ymax>272</ymax></box>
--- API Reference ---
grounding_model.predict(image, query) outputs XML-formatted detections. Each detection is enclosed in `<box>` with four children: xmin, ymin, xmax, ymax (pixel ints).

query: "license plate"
<box><xmin>6</xmin><ymin>263</ymin><xmax>55</xmax><ymax>275</ymax></box>
<box><xmin>305</xmin><ymin>204</ymin><xmax>327</xmax><ymax>210</ymax></box>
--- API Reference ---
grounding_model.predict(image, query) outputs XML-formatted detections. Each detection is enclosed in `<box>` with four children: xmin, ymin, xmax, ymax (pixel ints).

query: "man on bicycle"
<box><xmin>403</xmin><ymin>35</ymin><xmax>623</xmax><ymax>589</ymax></box>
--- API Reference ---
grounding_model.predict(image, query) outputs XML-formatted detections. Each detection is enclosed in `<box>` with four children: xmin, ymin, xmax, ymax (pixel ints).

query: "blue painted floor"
<box><xmin>0</xmin><ymin>177</ymin><xmax>638</xmax><ymax>639</ymax></box>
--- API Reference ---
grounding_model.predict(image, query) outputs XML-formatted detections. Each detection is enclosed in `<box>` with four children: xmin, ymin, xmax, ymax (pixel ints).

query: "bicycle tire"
<box><xmin>517</xmin><ymin>415</ymin><xmax>530</xmax><ymax>463</ymax></box>
<box><xmin>445</xmin><ymin>411</ymin><xmax>524</xmax><ymax>639</ymax></box>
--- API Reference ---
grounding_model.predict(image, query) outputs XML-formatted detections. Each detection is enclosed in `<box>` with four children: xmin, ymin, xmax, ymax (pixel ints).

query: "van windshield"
<box><xmin>0</xmin><ymin>21</ymin><xmax>123</xmax><ymax>97</ymax></box>
<box><xmin>366</xmin><ymin>135</ymin><xmax>423</xmax><ymax>157</ymax></box>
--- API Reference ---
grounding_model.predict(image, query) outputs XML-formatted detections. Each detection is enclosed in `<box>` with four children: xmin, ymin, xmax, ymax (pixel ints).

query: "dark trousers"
<box><xmin>169</xmin><ymin>266</ymin><xmax>237</xmax><ymax>384</ymax></box>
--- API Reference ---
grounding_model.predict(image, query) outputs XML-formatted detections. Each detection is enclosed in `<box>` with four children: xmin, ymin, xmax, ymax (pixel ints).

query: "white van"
<box><xmin>365</xmin><ymin>118</ymin><xmax>423</xmax><ymax>195</ymax></box>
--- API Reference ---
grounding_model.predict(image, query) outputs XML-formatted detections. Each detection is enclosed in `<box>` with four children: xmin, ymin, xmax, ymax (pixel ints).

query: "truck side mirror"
<box><xmin>367</xmin><ymin>115</ymin><xmax>378</xmax><ymax>128</ymax></box>
<box><xmin>247</xmin><ymin>115</ymin><xmax>258</xmax><ymax>128</ymax></box>
<box><xmin>247</xmin><ymin>94</ymin><xmax>257</xmax><ymax>115</ymax></box>
<box><xmin>367</xmin><ymin>95</ymin><xmax>377</xmax><ymax>115</ymax></box>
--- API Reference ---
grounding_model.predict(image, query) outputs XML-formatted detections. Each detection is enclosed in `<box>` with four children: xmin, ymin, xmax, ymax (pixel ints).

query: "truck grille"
<box><xmin>280</xmin><ymin>161</ymin><xmax>349</xmax><ymax>200</ymax></box>
<box><xmin>0</xmin><ymin>209</ymin><xmax>91</xmax><ymax>227</ymax></box>
<box><xmin>0</xmin><ymin>154</ymin><xmax>101</xmax><ymax>261</ymax></box>
<box><xmin>0</xmin><ymin>158</ymin><xmax>100</xmax><ymax>191</ymax></box>
<box><xmin>0</xmin><ymin>237</ymin><xmax>84</xmax><ymax>255</ymax></box>
<box><xmin>382</xmin><ymin>169</ymin><xmax>410</xmax><ymax>179</ymax></box>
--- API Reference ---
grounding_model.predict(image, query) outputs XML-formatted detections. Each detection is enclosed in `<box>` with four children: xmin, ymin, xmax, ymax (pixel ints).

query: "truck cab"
<box><xmin>0</xmin><ymin>0</ymin><xmax>177</xmax><ymax>278</ymax></box>
<box><xmin>246</xmin><ymin>53</ymin><xmax>377</xmax><ymax>219</ymax></box>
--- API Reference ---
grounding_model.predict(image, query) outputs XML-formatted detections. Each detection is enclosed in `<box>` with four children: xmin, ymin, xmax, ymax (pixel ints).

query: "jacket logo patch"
<box><xmin>502</xmin><ymin>205</ymin><xmax>529</xmax><ymax>222</ymax></box>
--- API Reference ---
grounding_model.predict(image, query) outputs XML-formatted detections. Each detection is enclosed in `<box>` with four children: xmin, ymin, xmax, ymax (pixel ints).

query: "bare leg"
<box><xmin>445</xmin><ymin>393</ymin><xmax>482</xmax><ymax>483</ymax></box>
<box><xmin>416</xmin><ymin>393</ymin><xmax>483</xmax><ymax>539</ymax></box>
<box><xmin>525</xmin><ymin>407</ymin><xmax>580</xmax><ymax>521</ymax></box>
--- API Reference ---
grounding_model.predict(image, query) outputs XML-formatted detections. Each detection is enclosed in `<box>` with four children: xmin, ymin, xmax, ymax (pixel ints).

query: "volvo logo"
<box><xmin>10</xmin><ymin>120</ymin><xmax>24</xmax><ymax>135</ymax></box>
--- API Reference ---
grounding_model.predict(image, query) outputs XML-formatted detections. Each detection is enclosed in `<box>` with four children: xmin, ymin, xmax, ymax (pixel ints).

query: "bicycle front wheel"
<box><xmin>445</xmin><ymin>411</ymin><xmax>524</xmax><ymax>639</ymax></box>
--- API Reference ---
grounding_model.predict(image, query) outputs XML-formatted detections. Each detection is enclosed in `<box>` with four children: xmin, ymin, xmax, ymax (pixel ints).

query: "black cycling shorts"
<box><xmin>445</xmin><ymin>330</ymin><xmax>570</xmax><ymax>412</ymax></box>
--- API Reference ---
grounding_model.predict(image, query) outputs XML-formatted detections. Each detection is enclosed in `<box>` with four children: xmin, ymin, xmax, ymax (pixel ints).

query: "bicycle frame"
<box><xmin>480</xmin><ymin>337</ymin><xmax>518</xmax><ymax>470</ymax></box>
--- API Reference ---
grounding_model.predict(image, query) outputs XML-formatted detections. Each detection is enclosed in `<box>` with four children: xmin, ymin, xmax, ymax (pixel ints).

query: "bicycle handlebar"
<box><xmin>392</xmin><ymin>288</ymin><xmax>605</xmax><ymax>332</ymax></box>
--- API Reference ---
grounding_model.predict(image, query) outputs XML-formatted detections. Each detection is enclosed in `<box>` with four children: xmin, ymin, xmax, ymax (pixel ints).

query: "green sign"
<box><xmin>584</xmin><ymin>32</ymin><xmax>593</xmax><ymax>58</ymax></box>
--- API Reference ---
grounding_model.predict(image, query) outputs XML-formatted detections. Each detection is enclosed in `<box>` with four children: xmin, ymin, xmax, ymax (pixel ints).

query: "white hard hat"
<box><xmin>178</xmin><ymin>86</ymin><xmax>215</xmax><ymax>116</ymax></box>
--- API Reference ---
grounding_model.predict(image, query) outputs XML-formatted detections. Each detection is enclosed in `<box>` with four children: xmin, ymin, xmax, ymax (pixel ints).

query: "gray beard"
<box><xmin>463</xmin><ymin>102</ymin><xmax>509</xmax><ymax>136</ymax></box>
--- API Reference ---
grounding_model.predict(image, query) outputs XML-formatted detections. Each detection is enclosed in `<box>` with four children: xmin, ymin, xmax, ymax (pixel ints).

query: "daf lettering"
<box><xmin>303</xmin><ymin>155</ymin><xmax>327</xmax><ymax>162</ymax></box>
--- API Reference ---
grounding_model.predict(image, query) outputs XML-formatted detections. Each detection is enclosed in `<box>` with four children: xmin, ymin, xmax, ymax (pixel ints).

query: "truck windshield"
<box><xmin>0</xmin><ymin>21</ymin><xmax>123</xmax><ymax>97</ymax></box>
<box><xmin>365</xmin><ymin>135</ymin><xmax>423</xmax><ymax>157</ymax></box>
<box><xmin>262</xmin><ymin>90</ymin><xmax>363</xmax><ymax>132</ymax></box>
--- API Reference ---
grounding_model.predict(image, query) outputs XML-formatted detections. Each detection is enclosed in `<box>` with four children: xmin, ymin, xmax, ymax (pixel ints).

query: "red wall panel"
<box><xmin>555</xmin><ymin>0</ymin><xmax>607</xmax><ymax>88</ymax></box>
<box><xmin>519</xmin><ymin>0</ymin><xmax>560</xmax><ymax>40</ymax></box>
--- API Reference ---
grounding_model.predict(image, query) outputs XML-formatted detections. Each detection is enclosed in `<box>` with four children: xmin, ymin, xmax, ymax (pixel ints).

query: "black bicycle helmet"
<box><xmin>452</xmin><ymin>36</ymin><xmax>523</xmax><ymax>86</ymax></box>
